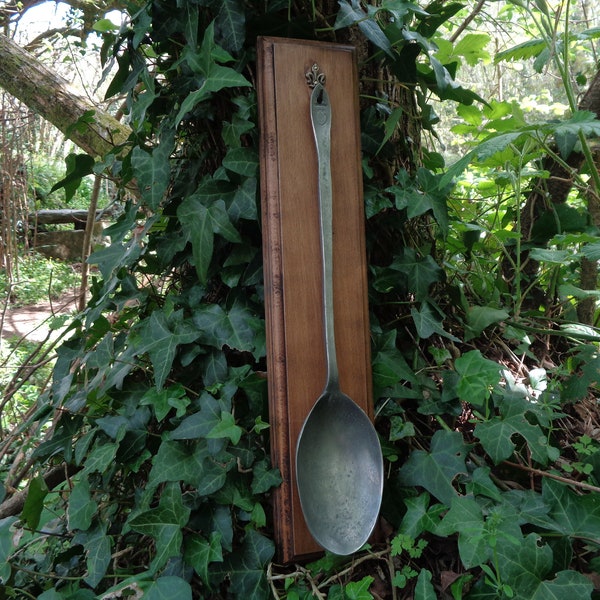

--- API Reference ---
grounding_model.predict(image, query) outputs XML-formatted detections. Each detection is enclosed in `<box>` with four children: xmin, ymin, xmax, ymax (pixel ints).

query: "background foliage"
<box><xmin>1</xmin><ymin>0</ymin><xmax>600</xmax><ymax>598</ymax></box>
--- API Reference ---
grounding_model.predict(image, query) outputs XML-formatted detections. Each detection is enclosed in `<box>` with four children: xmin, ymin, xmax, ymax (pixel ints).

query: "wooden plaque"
<box><xmin>258</xmin><ymin>37</ymin><xmax>373</xmax><ymax>562</ymax></box>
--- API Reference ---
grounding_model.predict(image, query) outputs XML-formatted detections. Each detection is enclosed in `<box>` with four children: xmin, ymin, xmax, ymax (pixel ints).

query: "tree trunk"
<box><xmin>0</xmin><ymin>32</ymin><xmax>131</xmax><ymax>158</ymax></box>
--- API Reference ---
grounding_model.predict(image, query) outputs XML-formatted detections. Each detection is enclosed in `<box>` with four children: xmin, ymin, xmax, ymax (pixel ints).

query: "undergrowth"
<box><xmin>0</xmin><ymin>0</ymin><xmax>599</xmax><ymax>599</ymax></box>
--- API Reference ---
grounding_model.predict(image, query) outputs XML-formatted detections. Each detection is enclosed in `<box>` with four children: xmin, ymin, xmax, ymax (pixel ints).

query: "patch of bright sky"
<box><xmin>14</xmin><ymin>1</ymin><xmax>123</xmax><ymax>43</ymax></box>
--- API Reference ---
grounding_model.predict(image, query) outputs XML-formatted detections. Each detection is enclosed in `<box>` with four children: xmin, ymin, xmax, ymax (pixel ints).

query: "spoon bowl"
<box><xmin>296</xmin><ymin>389</ymin><xmax>383</xmax><ymax>555</ymax></box>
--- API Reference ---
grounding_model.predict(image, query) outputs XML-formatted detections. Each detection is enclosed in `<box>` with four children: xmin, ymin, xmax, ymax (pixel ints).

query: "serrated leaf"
<box><xmin>142</xmin><ymin>576</ymin><xmax>193</xmax><ymax>600</ymax></box>
<box><xmin>184</xmin><ymin>532</ymin><xmax>223</xmax><ymax>586</ymax></box>
<box><xmin>68</xmin><ymin>478</ymin><xmax>96</xmax><ymax>531</ymax></box>
<box><xmin>21</xmin><ymin>475</ymin><xmax>48</xmax><ymax>530</ymax></box>
<box><xmin>495</xmin><ymin>38</ymin><xmax>547</xmax><ymax>63</ymax></box>
<box><xmin>455</xmin><ymin>350</ymin><xmax>501</xmax><ymax>407</ymax></box>
<box><xmin>453</xmin><ymin>33</ymin><xmax>491</xmax><ymax>66</ymax></box>
<box><xmin>210</xmin><ymin>529</ymin><xmax>274</xmax><ymax>599</ymax></box>
<box><xmin>398</xmin><ymin>430</ymin><xmax>468</xmax><ymax>505</ymax></box>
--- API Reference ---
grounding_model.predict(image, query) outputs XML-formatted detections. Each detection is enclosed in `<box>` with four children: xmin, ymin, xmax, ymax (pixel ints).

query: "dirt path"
<box><xmin>0</xmin><ymin>294</ymin><xmax>80</xmax><ymax>343</ymax></box>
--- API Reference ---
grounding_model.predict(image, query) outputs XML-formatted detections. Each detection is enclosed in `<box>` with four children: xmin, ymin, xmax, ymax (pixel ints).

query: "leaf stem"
<box><xmin>503</xmin><ymin>460</ymin><xmax>600</xmax><ymax>493</ymax></box>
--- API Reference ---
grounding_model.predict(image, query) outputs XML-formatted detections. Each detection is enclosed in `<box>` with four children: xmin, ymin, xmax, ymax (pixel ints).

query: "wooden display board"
<box><xmin>258</xmin><ymin>37</ymin><xmax>373</xmax><ymax>562</ymax></box>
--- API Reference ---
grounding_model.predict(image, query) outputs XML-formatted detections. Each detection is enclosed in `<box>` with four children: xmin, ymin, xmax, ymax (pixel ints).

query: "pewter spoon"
<box><xmin>295</xmin><ymin>79</ymin><xmax>384</xmax><ymax>556</ymax></box>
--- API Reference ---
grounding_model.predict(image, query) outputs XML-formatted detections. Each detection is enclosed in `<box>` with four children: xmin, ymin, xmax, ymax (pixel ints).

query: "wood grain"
<box><xmin>258</xmin><ymin>37</ymin><xmax>373</xmax><ymax>562</ymax></box>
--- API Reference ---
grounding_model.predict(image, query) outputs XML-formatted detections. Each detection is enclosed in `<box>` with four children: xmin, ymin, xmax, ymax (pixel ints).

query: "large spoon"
<box><xmin>295</xmin><ymin>76</ymin><xmax>384</xmax><ymax>556</ymax></box>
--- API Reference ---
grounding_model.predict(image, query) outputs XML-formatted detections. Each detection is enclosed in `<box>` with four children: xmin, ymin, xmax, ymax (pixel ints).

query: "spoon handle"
<box><xmin>310</xmin><ymin>82</ymin><xmax>338</xmax><ymax>390</ymax></box>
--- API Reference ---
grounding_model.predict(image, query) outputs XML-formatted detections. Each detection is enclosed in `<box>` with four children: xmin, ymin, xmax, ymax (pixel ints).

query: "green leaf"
<box><xmin>345</xmin><ymin>576</ymin><xmax>374</xmax><ymax>600</ymax></box>
<box><xmin>466</xmin><ymin>306</ymin><xmax>509</xmax><ymax>340</ymax></box>
<box><xmin>142</xmin><ymin>576</ymin><xmax>193</xmax><ymax>600</ymax></box>
<box><xmin>68</xmin><ymin>478</ymin><xmax>97</xmax><ymax>531</ymax></box>
<box><xmin>21</xmin><ymin>475</ymin><xmax>48</xmax><ymax>530</ymax></box>
<box><xmin>133</xmin><ymin>310</ymin><xmax>199</xmax><ymax>390</ymax></box>
<box><xmin>371</xmin><ymin>330</ymin><xmax>418</xmax><ymax>396</ymax></box>
<box><xmin>50</xmin><ymin>153</ymin><xmax>95</xmax><ymax>201</ymax></box>
<box><xmin>131</xmin><ymin>132</ymin><xmax>174</xmax><ymax>210</ymax></box>
<box><xmin>184</xmin><ymin>532</ymin><xmax>223</xmax><ymax>586</ymax></box>
<box><xmin>0</xmin><ymin>516</ymin><xmax>17</xmax><ymax>582</ymax></box>
<box><xmin>77</xmin><ymin>524</ymin><xmax>111</xmax><ymax>588</ymax></box>
<box><xmin>497</xmin><ymin>533</ymin><xmax>593</xmax><ymax>599</ymax></box>
<box><xmin>223</xmin><ymin>147</ymin><xmax>259</xmax><ymax>177</ymax></box>
<box><xmin>391</xmin><ymin>248</ymin><xmax>444</xmax><ymax>301</ymax></box>
<box><xmin>149</xmin><ymin>439</ymin><xmax>229</xmax><ymax>495</ymax></box>
<box><xmin>411</xmin><ymin>301</ymin><xmax>459</xmax><ymax>341</ymax></box>
<box><xmin>495</xmin><ymin>38</ymin><xmax>547</xmax><ymax>63</ymax></box>
<box><xmin>207</xmin><ymin>411</ymin><xmax>243</xmax><ymax>445</ymax></box>
<box><xmin>455</xmin><ymin>350</ymin><xmax>501</xmax><ymax>407</ymax></box>
<box><xmin>140</xmin><ymin>385</ymin><xmax>190</xmax><ymax>422</ymax></box>
<box><xmin>251</xmin><ymin>460</ymin><xmax>282</xmax><ymax>494</ymax></box>
<box><xmin>398</xmin><ymin>430</ymin><xmax>469</xmax><ymax>505</ymax></box>
<box><xmin>211</xmin><ymin>529</ymin><xmax>275</xmax><ymax>599</ymax></box>
<box><xmin>129</xmin><ymin>483</ymin><xmax>191</xmax><ymax>573</ymax></box>
<box><xmin>414</xmin><ymin>569</ymin><xmax>436</xmax><ymax>600</ymax></box>
<box><xmin>453</xmin><ymin>33</ymin><xmax>491</xmax><ymax>66</ymax></box>
<box><xmin>335</xmin><ymin>0</ymin><xmax>394</xmax><ymax>56</ymax></box>
<box><xmin>215</xmin><ymin>0</ymin><xmax>246</xmax><ymax>52</ymax></box>
<box><xmin>475</xmin><ymin>411</ymin><xmax>552</xmax><ymax>465</ymax></box>
<box><xmin>540</xmin><ymin>478</ymin><xmax>600</xmax><ymax>541</ymax></box>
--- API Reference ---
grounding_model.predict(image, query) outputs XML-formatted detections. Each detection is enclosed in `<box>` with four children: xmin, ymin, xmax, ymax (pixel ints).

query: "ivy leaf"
<box><xmin>133</xmin><ymin>310</ymin><xmax>199</xmax><ymax>391</ymax></box>
<box><xmin>414</xmin><ymin>569</ymin><xmax>436</xmax><ymax>600</ymax></box>
<box><xmin>474</xmin><ymin>412</ymin><xmax>552</xmax><ymax>465</ymax></box>
<box><xmin>170</xmin><ymin>394</ymin><xmax>221</xmax><ymax>440</ymax></box>
<box><xmin>142</xmin><ymin>576</ymin><xmax>193</xmax><ymax>600</ymax></box>
<box><xmin>391</xmin><ymin>248</ymin><xmax>444</xmax><ymax>301</ymax></box>
<box><xmin>211</xmin><ymin>529</ymin><xmax>275</xmax><ymax>599</ymax></box>
<box><xmin>192</xmin><ymin>302</ymin><xmax>260</xmax><ymax>353</ymax></box>
<box><xmin>50</xmin><ymin>153</ymin><xmax>95</xmax><ymax>201</ymax></box>
<box><xmin>497</xmin><ymin>533</ymin><xmax>593</xmax><ymax>599</ymax></box>
<box><xmin>129</xmin><ymin>483</ymin><xmax>191</xmax><ymax>573</ymax></box>
<box><xmin>21</xmin><ymin>475</ymin><xmax>48</xmax><ymax>530</ymax></box>
<box><xmin>345</xmin><ymin>576</ymin><xmax>374</xmax><ymax>600</ymax></box>
<box><xmin>411</xmin><ymin>301</ymin><xmax>458</xmax><ymax>341</ymax></box>
<box><xmin>207</xmin><ymin>411</ymin><xmax>243</xmax><ymax>445</ymax></box>
<box><xmin>67</xmin><ymin>478</ymin><xmax>96</xmax><ymax>531</ymax></box>
<box><xmin>398</xmin><ymin>430</ymin><xmax>469</xmax><ymax>505</ymax></box>
<box><xmin>140</xmin><ymin>385</ymin><xmax>190</xmax><ymax>422</ymax></box>
<box><xmin>215</xmin><ymin>0</ymin><xmax>245</xmax><ymax>52</ymax></box>
<box><xmin>184</xmin><ymin>532</ymin><xmax>223</xmax><ymax>586</ymax></box>
<box><xmin>149</xmin><ymin>439</ymin><xmax>229</xmax><ymax>496</ymax></box>
<box><xmin>465</xmin><ymin>306</ymin><xmax>509</xmax><ymax>340</ymax></box>
<box><xmin>0</xmin><ymin>516</ymin><xmax>17</xmax><ymax>582</ymax></box>
<box><xmin>371</xmin><ymin>330</ymin><xmax>418</xmax><ymax>397</ymax></box>
<box><xmin>223</xmin><ymin>147</ymin><xmax>259</xmax><ymax>177</ymax></box>
<box><xmin>131</xmin><ymin>132</ymin><xmax>174</xmax><ymax>210</ymax></box>
<box><xmin>455</xmin><ymin>350</ymin><xmax>501</xmax><ymax>407</ymax></box>
<box><xmin>540</xmin><ymin>478</ymin><xmax>600</xmax><ymax>541</ymax></box>
<box><xmin>335</xmin><ymin>0</ymin><xmax>394</xmax><ymax>57</ymax></box>
<box><xmin>74</xmin><ymin>524</ymin><xmax>112</xmax><ymax>588</ymax></box>
<box><xmin>251</xmin><ymin>460</ymin><xmax>282</xmax><ymax>494</ymax></box>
